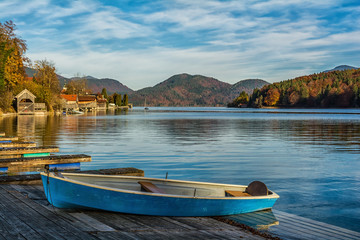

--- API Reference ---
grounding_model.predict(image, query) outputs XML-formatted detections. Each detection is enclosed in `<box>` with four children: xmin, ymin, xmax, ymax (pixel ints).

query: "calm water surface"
<box><xmin>1</xmin><ymin>107</ymin><xmax>359</xmax><ymax>232</ymax></box>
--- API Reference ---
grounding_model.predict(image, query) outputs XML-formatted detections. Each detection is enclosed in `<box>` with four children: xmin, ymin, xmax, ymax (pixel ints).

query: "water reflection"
<box><xmin>225</xmin><ymin>209</ymin><xmax>279</xmax><ymax>230</ymax></box>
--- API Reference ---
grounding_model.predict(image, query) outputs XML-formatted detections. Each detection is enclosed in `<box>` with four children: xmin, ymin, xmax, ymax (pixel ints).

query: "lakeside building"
<box><xmin>15</xmin><ymin>89</ymin><xmax>46</xmax><ymax>115</ymax></box>
<box><xmin>60</xmin><ymin>94</ymin><xmax>108</xmax><ymax>112</ymax></box>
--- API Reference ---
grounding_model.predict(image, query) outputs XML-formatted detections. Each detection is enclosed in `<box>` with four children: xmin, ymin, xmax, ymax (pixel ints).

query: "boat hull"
<box><xmin>41</xmin><ymin>173</ymin><xmax>278</xmax><ymax>217</ymax></box>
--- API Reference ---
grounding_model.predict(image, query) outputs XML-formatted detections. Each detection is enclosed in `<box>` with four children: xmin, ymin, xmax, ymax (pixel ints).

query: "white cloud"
<box><xmin>0</xmin><ymin>0</ymin><xmax>49</xmax><ymax>17</ymax></box>
<box><xmin>3</xmin><ymin>0</ymin><xmax>360</xmax><ymax>90</ymax></box>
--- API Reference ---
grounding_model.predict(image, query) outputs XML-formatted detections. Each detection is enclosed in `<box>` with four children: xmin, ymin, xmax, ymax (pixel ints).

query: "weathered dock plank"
<box><xmin>0</xmin><ymin>136</ymin><xmax>18</xmax><ymax>141</ymax></box>
<box><xmin>0</xmin><ymin>146</ymin><xmax>59</xmax><ymax>157</ymax></box>
<box><xmin>0</xmin><ymin>142</ymin><xmax>36</xmax><ymax>148</ymax></box>
<box><xmin>77</xmin><ymin>167</ymin><xmax>144</xmax><ymax>176</ymax></box>
<box><xmin>0</xmin><ymin>154</ymin><xmax>91</xmax><ymax>168</ymax></box>
<box><xmin>1</xmin><ymin>185</ymin><xmax>98</xmax><ymax>240</ymax></box>
<box><xmin>0</xmin><ymin>184</ymin><xmax>266</xmax><ymax>240</ymax></box>
<box><xmin>0</xmin><ymin>167</ymin><xmax>144</xmax><ymax>184</ymax></box>
<box><xmin>218</xmin><ymin>209</ymin><xmax>360</xmax><ymax>240</ymax></box>
<box><xmin>272</xmin><ymin>210</ymin><xmax>360</xmax><ymax>240</ymax></box>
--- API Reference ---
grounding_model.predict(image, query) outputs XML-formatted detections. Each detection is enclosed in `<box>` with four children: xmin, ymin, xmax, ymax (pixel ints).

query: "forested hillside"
<box><xmin>248</xmin><ymin>68</ymin><xmax>360</xmax><ymax>108</ymax></box>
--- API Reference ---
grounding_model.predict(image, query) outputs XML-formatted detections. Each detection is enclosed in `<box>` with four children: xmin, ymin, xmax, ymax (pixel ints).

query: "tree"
<box><xmin>289</xmin><ymin>91</ymin><xmax>300</xmax><ymax>106</ymax></box>
<box><xmin>0</xmin><ymin>21</ymin><xmax>27</xmax><ymax>90</ymax></box>
<box><xmin>122</xmin><ymin>94</ymin><xmax>128</xmax><ymax>106</ymax></box>
<box><xmin>101</xmin><ymin>88</ymin><xmax>108</xmax><ymax>99</ymax></box>
<box><xmin>264</xmin><ymin>88</ymin><xmax>280</xmax><ymax>106</ymax></box>
<box><xmin>34</xmin><ymin>59</ymin><xmax>59</xmax><ymax>111</ymax></box>
<box><xmin>115</xmin><ymin>94</ymin><xmax>122</xmax><ymax>106</ymax></box>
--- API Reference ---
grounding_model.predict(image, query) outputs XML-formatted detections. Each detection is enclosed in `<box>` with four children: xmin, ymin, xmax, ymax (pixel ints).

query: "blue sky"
<box><xmin>1</xmin><ymin>0</ymin><xmax>359</xmax><ymax>90</ymax></box>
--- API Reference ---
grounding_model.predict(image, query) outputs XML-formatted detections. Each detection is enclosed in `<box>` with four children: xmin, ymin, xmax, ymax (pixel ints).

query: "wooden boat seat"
<box><xmin>138</xmin><ymin>181</ymin><xmax>165</xmax><ymax>194</ymax></box>
<box><xmin>225</xmin><ymin>190</ymin><xmax>252</xmax><ymax>197</ymax></box>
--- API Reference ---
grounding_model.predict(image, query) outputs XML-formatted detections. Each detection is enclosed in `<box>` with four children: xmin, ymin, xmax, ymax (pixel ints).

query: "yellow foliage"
<box><xmin>4</xmin><ymin>48</ymin><xmax>24</xmax><ymax>89</ymax></box>
<box><xmin>264</xmin><ymin>88</ymin><xmax>280</xmax><ymax>106</ymax></box>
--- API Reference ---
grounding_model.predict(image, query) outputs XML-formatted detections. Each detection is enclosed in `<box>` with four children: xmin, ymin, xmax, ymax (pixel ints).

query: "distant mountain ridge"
<box><xmin>129</xmin><ymin>74</ymin><xmax>269</xmax><ymax>106</ymax></box>
<box><xmin>69</xmin><ymin>76</ymin><xmax>133</xmax><ymax>95</ymax></box>
<box><xmin>25</xmin><ymin>67</ymin><xmax>133</xmax><ymax>94</ymax></box>
<box><xmin>323</xmin><ymin>65</ymin><xmax>358</xmax><ymax>73</ymax></box>
<box><xmin>230</xmin><ymin>79</ymin><xmax>269</xmax><ymax>95</ymax></box>
<box><xmin>25</xmin><ymin>66</ymin><xmax>269</xmax><ymax>106</ymax></box>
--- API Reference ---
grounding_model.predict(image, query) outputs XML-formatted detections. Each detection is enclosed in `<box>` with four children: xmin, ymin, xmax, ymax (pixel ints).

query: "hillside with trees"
<box><xmin>129</xmin><ymin>74</ymin><xmax>268</xmax><ymax>106</ymax></box>
<box><xmin>130</xmin><ymin>73</ymin><xmax>232</xmax><ymax>106</ymax></box>
<box><xmin>230</xmin><ymin>79</ymin><xmax>269</xmax><ymax>95</ymax></box>
<box><xmin>240</xmin><ymin>68</ymin><xmax>360</xmax><ymax>108</ymax></box>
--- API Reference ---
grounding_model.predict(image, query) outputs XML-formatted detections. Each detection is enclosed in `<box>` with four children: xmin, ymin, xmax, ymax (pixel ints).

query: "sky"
<box><xmin>1</xmin><ymin>0</ymin><xmax>360</xmax><ymax>90</ymax></box>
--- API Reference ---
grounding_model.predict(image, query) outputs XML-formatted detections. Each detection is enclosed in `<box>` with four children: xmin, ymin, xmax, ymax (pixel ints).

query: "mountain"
<box><xmin>230</xmin><ymin>79</ymin><xmax>269</xmax><ymax>96</ymax></box>
<box><xmin>25</xmin><ymin>66</ymin><xmax>266</xmax><ymax>106</ymax></box>
<box><xmin>129</xmin><ymin>74</ymin><xmax>267</xmax><ymax>106</ymax></box>
<box><xmin>25</xmin><ymin>67</ymin><xmax>133</xmax><ymax>94</ymax></box>
<box><xmin>323</xmin><ymin>65</ymin><xmax>358</xmax><ymax>73</ymax></box>
<box><xmin>129</xmin><ymin>74</ymin><xmax>232</xmax><ymax>106</ymax></box>
<box><xmin>69</xmin><ymin>76</ymin><xmax>133</xmax><ymax>95</ymax></box>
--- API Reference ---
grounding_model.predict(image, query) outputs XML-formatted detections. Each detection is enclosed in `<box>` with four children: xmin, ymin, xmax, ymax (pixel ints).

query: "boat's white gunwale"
<box><xmin>40</xmin><ymin>172</ymin><xmax>279</xmax><ymax>200</ymax></box>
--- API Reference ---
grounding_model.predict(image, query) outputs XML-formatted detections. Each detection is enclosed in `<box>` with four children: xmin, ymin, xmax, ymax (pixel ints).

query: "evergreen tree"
<box><xmin>101</xmin><ymin>88</ymin><xmax>108</xmax><ymax>99</ymax></box>
<box><xmin>115</xmin><ymin>94</ymin><xmax>122</xmax><ymax>106</ymax></box>
<box><xmin>122</xmin><ymin>94</ymin><xmax>128</xmax><ymax>106</ymax></box>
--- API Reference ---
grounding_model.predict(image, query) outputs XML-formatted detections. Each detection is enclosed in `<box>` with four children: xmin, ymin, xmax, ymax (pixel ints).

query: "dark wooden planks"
<box><xmin>0</xmin><ymin>167</ymin><xmax>144</xmax><ymax>184</ymax></box>
<box><xmin>1</xmin><ymin>185</ymin><xmax>98</xmax><ymax>240</ymax></box>
<box><xmin>0</xmin><ymin>154</ymin><xmax>91</xmax><ymax>168</ymax></box>
<box><xmin>0</xmin><ymin>142</ymin><xmax>36</xmax><ymax>148</ymax></box>
<box><xmin>0</xmin><ymin>146</ymin><xmax>59</xmax><ymax>156</ymax></box>
<box><xmin>272</xmin><ymin>210</ymin><xmax>360</xmax><ymax>240</ymax></box>
<box><xmin>74</xmin><ymin>167</ymin><xmax>144</xmax><ymax>177</ymax></box>
<box><xmin>0</xmin><ymin>136</ymin><xmax>18</xmax><ymax>141</ymax></box>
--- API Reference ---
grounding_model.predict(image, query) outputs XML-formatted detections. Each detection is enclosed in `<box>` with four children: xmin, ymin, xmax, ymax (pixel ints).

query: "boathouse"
<box><xmin>78</xmin><ymin>95</ymin><xmax>97</xmax><ymax>111</ymax></box>
<box><xmin>60</xmin><ymin>94</ymin><xmax>79</xmax><ymax>112</ymax></box>
<box><xmin>15</xmin><ymin>89</ymin><xmax>36</xmax><ymax>114</ymax></box>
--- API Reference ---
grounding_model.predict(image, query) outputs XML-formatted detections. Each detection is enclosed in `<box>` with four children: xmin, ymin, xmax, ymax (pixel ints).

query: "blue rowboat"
<box><xmin>40</xmin><ymin>172</ymin><xmax>279</xmax><ymax>217</ymax></box>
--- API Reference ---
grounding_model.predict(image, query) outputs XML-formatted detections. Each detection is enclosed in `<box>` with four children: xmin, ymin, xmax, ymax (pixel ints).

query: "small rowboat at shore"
<box><xmin>41</xmin><ymin>172</ymin><xmax>279</xmax><ymax>216</ymax></box>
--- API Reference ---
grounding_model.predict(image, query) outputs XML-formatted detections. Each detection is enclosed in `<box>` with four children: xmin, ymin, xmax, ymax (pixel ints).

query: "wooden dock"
<box><xmin>0</xmin><ymin>136</ymin><xmax>19</xmax><ymax>141</ymax></box>
<box><xmin>0</xmin><ymin>141</ymin><xmax>36</xmax><ymax>148</ymax></box>
<box><xmin>0</xmin><ymin>154</ymin><xmax>91</xmax><ymax>175</ymax></box>
<box><xmin>220</xmin><ymin>209</ymin><xmax>360</xmax><ymax>240</ymax></box>
<box><xmin>0</xmin><ymin>146</ymin><xmax>60</xmax><ymax>159</ymax></box>
<box><xmin>0</xmin><ymin>168</ymin><xmax>144</xmax><ymax>184</ymax></box>
<box><xmin>0</xmin><ymin>184</ymin><xmax>266</xmax><ymax>240</ymax></box>
<box><xmin>0</xmin><ymin>154</ymin><xmax>91</xmax><ymax>167</ymax></box>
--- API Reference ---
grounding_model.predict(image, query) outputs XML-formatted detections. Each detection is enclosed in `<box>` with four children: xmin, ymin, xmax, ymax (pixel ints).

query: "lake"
<box><xmin>1</xmin><ymin>107</ymin><xmax>360</xmax><ymax>232</ymax></box>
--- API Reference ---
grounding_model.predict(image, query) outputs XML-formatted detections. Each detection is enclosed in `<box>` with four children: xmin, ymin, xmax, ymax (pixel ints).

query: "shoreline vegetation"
<box><xmin>229</xmin><ymin>68</ymin><xmax>360</xmax><ymax>109</ymax></box>
<box><xmin>0</xmin><ymin>21</ymin><xmax>130</xmax><ymax>114</ymax></box>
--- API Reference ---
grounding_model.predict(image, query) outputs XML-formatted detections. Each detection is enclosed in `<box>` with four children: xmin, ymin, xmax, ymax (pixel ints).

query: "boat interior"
<box><xmin>54</xmin><ymin>173</ymin><xmax>274</xmax><ymax>198</ymax></box>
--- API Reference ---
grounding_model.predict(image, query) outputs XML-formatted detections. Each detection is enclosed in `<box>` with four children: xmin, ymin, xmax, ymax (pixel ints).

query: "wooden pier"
<box><xmin>0</xmin><ymin>154</ymin><xmax>91</xmax><ymax>174</ymax></box>
<box><xmin>0</xmin><ymin>141</ymin><xmax>36</xmax><ymax>148</ymax></box>
<box><xmin>0</xmin><ymin>154</ymin><xmax>90</xmax><ymax>167</ymax></box>
<box><xmin>0</xmin><ymin>136</ymin><xmax>19</xmax><ymax>141</ymax></box>
<box><xmin>220</xmin><ymin>209</ymin><xmax>360</xmax><ymax>240</ymax></box>
<box><xmin>0</xmin><ymin>168</ymin><xmax>144</xmax><ymax>184</ymax></box>
<box><xmin>0</xmin><ymin>146</ymin><xmax>59</xmax><ymax>159</ymax></box>
<box><xmin>0</xmin><ymin>177</ymin><xmax>266</xmax><ymax>240</ymax></box>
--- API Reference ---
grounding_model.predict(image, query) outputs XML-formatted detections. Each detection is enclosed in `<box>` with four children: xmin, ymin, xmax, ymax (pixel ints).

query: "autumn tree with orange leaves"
<box><xmin>244</xmin><ymin>69</ymin><xmax>360</xmax><ymax>108</ymax></box>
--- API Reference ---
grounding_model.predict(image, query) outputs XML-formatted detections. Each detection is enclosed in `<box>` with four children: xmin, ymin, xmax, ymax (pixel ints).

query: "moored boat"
<box><xmin>41</xmin><ymin>172</ymin><xmax>279</xmax><ymax>216</ymax></box>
